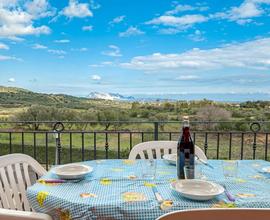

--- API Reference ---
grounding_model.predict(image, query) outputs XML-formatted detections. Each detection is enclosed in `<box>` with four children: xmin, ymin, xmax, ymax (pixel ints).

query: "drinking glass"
<box><xmin>222</xmin><ymin>160</ymin><xmax>238</xmax><ymax>178</ymax></box>
<box><xmin>184</xmin><ymin>165</ymin><xmax>202</xmax><ymax>179</ymax></box>
<box><xmin>140</xmin><ymin>159</ymin><xmax>156</xmax><ymax>179</ymax></box>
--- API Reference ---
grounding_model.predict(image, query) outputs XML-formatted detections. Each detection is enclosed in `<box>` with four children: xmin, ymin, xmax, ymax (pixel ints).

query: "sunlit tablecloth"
<box><xmin>27</xmin><ymin>159</ymin><xmax>270</xmax><ymax>220</ymax></box>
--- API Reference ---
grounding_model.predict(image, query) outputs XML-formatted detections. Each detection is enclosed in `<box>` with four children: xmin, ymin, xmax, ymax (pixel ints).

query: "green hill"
<box><xmin>0</xmin><ymin>86</ymin><xmax>129</xmax><ymax>110</ymax></box>
<box><xmin>0</xmin><ymin>86</ymin><xmax>269</xmax><ymax>126</ymax></box>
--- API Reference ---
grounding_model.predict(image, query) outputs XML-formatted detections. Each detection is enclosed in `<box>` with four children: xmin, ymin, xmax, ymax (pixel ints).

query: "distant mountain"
<box><xmin>87</xmin><ymin>92</ymin><xmax>135</xmax><ymax>101</ymax></box>
<box><xmin>0</xmin><ymin>86</ymin><xmax>31</xmax><ymax>93</ymax></box>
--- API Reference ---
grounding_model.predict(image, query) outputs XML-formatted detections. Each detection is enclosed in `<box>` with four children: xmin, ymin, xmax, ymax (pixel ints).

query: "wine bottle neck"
<box><xmin>182</xmin><ymin>119</ymin><xmax>189</xmax><ymax>128</ymax></box>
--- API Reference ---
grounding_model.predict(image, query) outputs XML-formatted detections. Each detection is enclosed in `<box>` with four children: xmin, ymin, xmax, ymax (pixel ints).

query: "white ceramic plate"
<box><xmin>53</xmin><ymin>164</ymin><xmax>93</xmax><ymax>179</ymax></box>
<box><xmin>170</xmin><ymin>179</ymin><xmax>224</xmax><ymax>201</ymax></box>
<box><xmin>163</xmin><ymin>154</ymin><xmax>177</xmax><ymax>165</ymax></box>
<box><xmin>262</xmin><ymin>167</ymin><xmax>270</xmax><ymax>173</ymax></box>
<box><xmin>163</xmin><ymin>153</ymin><xmax>201</xmax><ymax>165</ymax></box>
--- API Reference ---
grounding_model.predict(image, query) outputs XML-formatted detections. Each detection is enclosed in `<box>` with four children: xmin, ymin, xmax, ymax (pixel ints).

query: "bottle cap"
<box><xmin>182</xmin><ymin>116</ymin><xmax>189</xmax><ymax>120</ymax></box>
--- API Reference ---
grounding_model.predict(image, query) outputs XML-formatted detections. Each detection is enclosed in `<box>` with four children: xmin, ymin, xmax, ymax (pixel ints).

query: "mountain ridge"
<box><xmin>87</xmin><ymin>92</ymin><xmax>135</xmax><ymax>101</ymax></box>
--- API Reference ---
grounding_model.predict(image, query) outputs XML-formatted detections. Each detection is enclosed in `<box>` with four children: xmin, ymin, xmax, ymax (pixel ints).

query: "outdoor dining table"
<box><xmin>26</xmin><ymin>159</ymin><xmax>270</xmax><ymax>220</ymax></box>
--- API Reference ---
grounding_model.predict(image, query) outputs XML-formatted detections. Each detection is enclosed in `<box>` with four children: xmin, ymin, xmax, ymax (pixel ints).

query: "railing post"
<box><xmin>250</xmin><ymin>122</ymin><xmax>261</xmax><ymax>160</ymax></box>
<box><xmin>53</xmin><ymin>122</ymin><xmax>64</xmax><ymax>165</ymax></box>
<box><xmin>204</xmin><ymin>132</ymin><xmax>208</xmax><ymax>156</ymax></box>
<box><xmin>265</xmin><ymin>133</ymin><xmax>268</xmax><ymax>161</ymax></box>
<box><xmin>154</xmin><ymin>122</ymin><xmax>159</xmax><ymax>141</ymax></box>
<box><xmin>105</xmin><ymin>132</ymin><xmax>109</xmax><ymax>159</ymax></box>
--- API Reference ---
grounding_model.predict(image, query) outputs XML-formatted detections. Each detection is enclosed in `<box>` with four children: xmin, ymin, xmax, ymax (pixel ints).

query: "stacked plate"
<box><xmin>53</xmin><ymin>164</ymin><xmax>93</xmax><ymax>179</ymax></box>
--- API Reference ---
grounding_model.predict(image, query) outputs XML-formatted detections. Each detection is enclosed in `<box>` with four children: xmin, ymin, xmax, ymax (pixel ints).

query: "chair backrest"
<box><xmin>128</xmin><ymin>141</ymin><xmax>207</xmax><ymax>161</ymax></box>
<box><xmin>156</xmin><ymin>208</ymin><xmax>270</xmax><ymax>220</ymax></box>
<box><xmin>0</xmin><ymin>154</ymin><xmax>47</xmax><ymax>212</ymax></box>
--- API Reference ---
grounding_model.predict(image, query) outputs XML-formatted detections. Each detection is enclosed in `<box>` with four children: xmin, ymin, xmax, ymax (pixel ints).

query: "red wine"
<box><xmin>177</xmin><ymin>116</ymin><xmax>195</xmax><ymax>179</ymax></box>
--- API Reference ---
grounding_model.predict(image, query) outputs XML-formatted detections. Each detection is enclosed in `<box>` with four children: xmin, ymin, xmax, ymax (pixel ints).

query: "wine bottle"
<box><xmin>177</xmin><ymin>116</ymin><xmax>195</xmax><ymax>179</ymax></box>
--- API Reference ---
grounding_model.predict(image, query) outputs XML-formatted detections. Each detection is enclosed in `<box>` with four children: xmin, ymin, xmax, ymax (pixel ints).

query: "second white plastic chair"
<box><xmin>128</xmin><ymin>141</ymin><xmax>207</xmax><ymax>161</ymax></box>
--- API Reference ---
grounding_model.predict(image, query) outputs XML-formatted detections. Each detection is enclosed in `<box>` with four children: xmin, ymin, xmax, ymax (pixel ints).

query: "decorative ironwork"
<box><xmin>0</xmin><ymin>120</ymin><xmax>269</xmax><ymax>170</ymax></box>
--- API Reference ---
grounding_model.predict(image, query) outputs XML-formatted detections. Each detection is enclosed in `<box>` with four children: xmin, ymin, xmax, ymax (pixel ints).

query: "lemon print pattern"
<box><xmin>111</xmin><ymin>168</ymin><xmax>124</xmax><ymax>172</ymax></box>
<box><xmin>122</xmin><ymin>192</ymin><xmax>147</xmax><ymax>202</ymax></box>
<box><xmin>237</xmin><ymin>193</ymin><xmax>256</xmax><ymax>198</ymax></box>
<box><xmin>59</xmin><ymin>210</ymin><xmax>71</xmax><ymax>220</ymax></box>
<box><xmin>143</xmin><ymin>182</ymin><xmax>156</xmax><ymax>187</ymax></box>
<box><xmin>235</xmin><ymin>178</ymin><xmax>247</xmax><ymax>183</ymax></box>
<box><xmin>36</xmin><ymin>191</ymin><xmax>49</xmax><ymax>207</ymax></box>
<box><xmin>80</xmin><ymin>193</ymin><xmax>97</xmax><ymax>198</ymax></box>
<box><xmin>212</xmin><ymin>201</ymin><xmax>237</xmax><ymax>208</ymax></box>
<box><xmin>56</xmin><ymin>208</ymin><xmax>71</xmax><ymax>220</ymax></box>
<box><xmin>38</xmin><ymin>180</ymin><xmax>60</xmax><ymax>186</ymax></box>
<box><xmin>127</xmin><ymin>175</ymin><xmax>137</xmax><ymax>180</ymax></box>
<box><xmin>123</xmin><ymin>160</ymin><xmax>136</xmax><ymax>165</ymax></box>
<box><xmin>100</xmin><ymin>178</ymin><xmax>112</xmax><ymax>185</ymax></box>
<box><xmin>160</xmin><ymin>200</ymin><xmax>173</xmax><ymax>210</ymax></box>
<box><xmin>169</xmin><ymin>178</ymin><xmax>176</xmax><ymax>183</ymax></box>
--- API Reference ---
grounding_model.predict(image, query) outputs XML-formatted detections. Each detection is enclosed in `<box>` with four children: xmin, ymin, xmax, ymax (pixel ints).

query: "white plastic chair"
<box><xmin>128</xmin><ymin>141</ymin><xmax>207</xmax><ymax>161</ymax></box>
<box><xmin>0</xmin><ymin>154</ymin><xmax>52</xmax><ymax>220</ymax></box>
<box><xmin>156</xmin><ymin>208</ymin><xmax>270</xmax><ymax>220</ymax></box>
<box><xmin>0</xmin><ymin>208</ymin><xmax>52</xmax><ymax>220</ymax></box>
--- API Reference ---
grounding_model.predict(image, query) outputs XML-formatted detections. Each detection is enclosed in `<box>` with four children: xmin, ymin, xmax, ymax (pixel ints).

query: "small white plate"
<box><xmin>163</xmin><ymin>154</ymin><xmax>177</xmax><ymax>165</ymax></box>
<box><xmin>170</xmin><ymin>179</ymin><xmax>224</xmax><ymax>201</ymax></box>
<box><xmin>53</xmin><ymin>164</ymin><xmax>93</xmax><ymax>180</ymax></box>
<box><xmin>262</xmin><ymin>167</ymin><xmax>270</xmax><ymax>173</ymax></box>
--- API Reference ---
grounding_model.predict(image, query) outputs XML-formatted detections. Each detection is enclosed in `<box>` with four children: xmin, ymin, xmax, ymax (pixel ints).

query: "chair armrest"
<box><xmin>0</xmin><ymin>208</ymin><xmax>53</xmax><ymax>220</ymax></box>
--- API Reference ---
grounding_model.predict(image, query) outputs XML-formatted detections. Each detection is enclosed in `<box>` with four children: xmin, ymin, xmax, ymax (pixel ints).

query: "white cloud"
<box><xmin>176</xmin><ymin>75</ymin><xmax>199</xmax><ymax>80</ymax></box>
<box><xmin>165</xmin><ymin>4</ymin><xmax>208</xmax><ymax>15</ymax></box>
<box><xmin>25</xmin><ymin>0</ymin><xmax>56</xmax><ymax>18</ymax></box>
<box><xmin>0</xmin><ymin>42</ymin><xmax>9</xmax><ymax>49</ymax></box>
<box><xmin>0</xmin><ymin>54</ymin><xmax>20</xmax><ymax>61</ymax></box>
<box><xmin>109</xmin><ymin>15</ymin><xmax>125</xmax><ymax>25</ymax></box>
<box><xmin>61</xmin><ymin>0</ymin><xmax>93</xmax><ymax>18</ymax></box>
<box><xmin>146</xmin><ymin>14</ymin><xmax>208</xmax><ymax>30</ymax></box>
<box><xmin>54</xmin><ymin>39</ymin><xmax>70</xmax><ymax>43</ymax></box>
<box><xmin>0</xmin><ymin>24</ymin><xmax>51</xmax><ymax>37</ymax></box>
<box><xmin>102</xmin><ymin>45</ymin><xmax>122</xmax><ymax>57</ymax></box>
<box><xmin>101</xmin><ymin>61</ymin><xmax>113</xmax><ymax>65</ymax></box>
<box><xmin>82</xmin><ymin>25</ymin><xmax>93</xmax><ymax>31</ymax></box>
<box><xmin>212</xmin><ymin>0</ymin><xmax>270</xmax><ymax>24</ymax></box>
<box><xmin>91</xmin><ymin>74</ymin><xmax>101</xmax><ymax>81</ymax></box>
<box><xmin>5</xmin><ymin>36</ymin><xmax>25</xmax><ymax>42</ymax></box>
<box><xmin>8</xmin><ymin>77</ymin><xmax>15</xmax><ymax>82</ymax></box>
<box><xmin>0</xmin><ymin>0</ymin><xmax>17</xmax><ymax>7</ymax></box>
<box><xmin>158</xmin><ymin>28</ymin><xmax>183</xmax><ymax>35</ymax></box>
<box><xmin>71</xmin><ymin>47</ymin><xmax>88</xmax><ymax>52</ymax></box>
<box><xmin>0</xmin><ymin>0</ymin><xmax>52</xmax><ymax>37</ymax></box>
<box><xmin>78</xmin><ymin>47</ymin><xmax>88</xmax><ymax>52</ymax></box>
<box><xmin>89</xmin><ymin>64</ymin><xmax>102</xmax><ymax>67</ymax></box>
<box><xmin>119</xmin><ymin>26</ymin><xmax>144</xmax><ymax>37</ymax></box>
<box><xmin>230</xmin><ymin>1</ymin><xmax>263</xmax><ymax>19</ymax></box>
<box><xmin>188</xmin><ymin>30</ymin><xmax>205</xmax><ymax>42</ymax></box>
<box><xmin>121</xmin><ymin>37</ymin><xmax>270</xmax><ymax>72</ymax></box>
<box><xmin>32</xmin><ymin>43</ymin><xmax>47</xmax><ymax>49</ymax></box>
<box><xmin>48</xmin><ymin>49</ymin><xmax>66</xmax><ymax>55</ymax></box>
<box><xmin>89</xmin><ymin>0</ymin><xmax>100</xmax><ymax>10</ymax></box>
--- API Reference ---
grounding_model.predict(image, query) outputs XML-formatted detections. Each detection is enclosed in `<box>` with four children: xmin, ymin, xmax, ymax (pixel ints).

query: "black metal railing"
<box><xmin>0</xmin><ymin>121</ymin><xmax>269</xmax><ymax>169</ymax></box>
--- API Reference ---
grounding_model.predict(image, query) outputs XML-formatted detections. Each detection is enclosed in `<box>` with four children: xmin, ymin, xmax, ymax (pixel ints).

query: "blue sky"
<box><xmin>0</xmin><ymin>0</ymin><xmax>270</xmax><ymax>97</ymax></box>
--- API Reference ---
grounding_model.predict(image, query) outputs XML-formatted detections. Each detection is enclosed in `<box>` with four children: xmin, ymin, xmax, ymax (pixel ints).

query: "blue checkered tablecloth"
<box><xmin>26</xmin><ymin>159</ymin><xmax>270</xmax><ymax>220</ymax></box>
